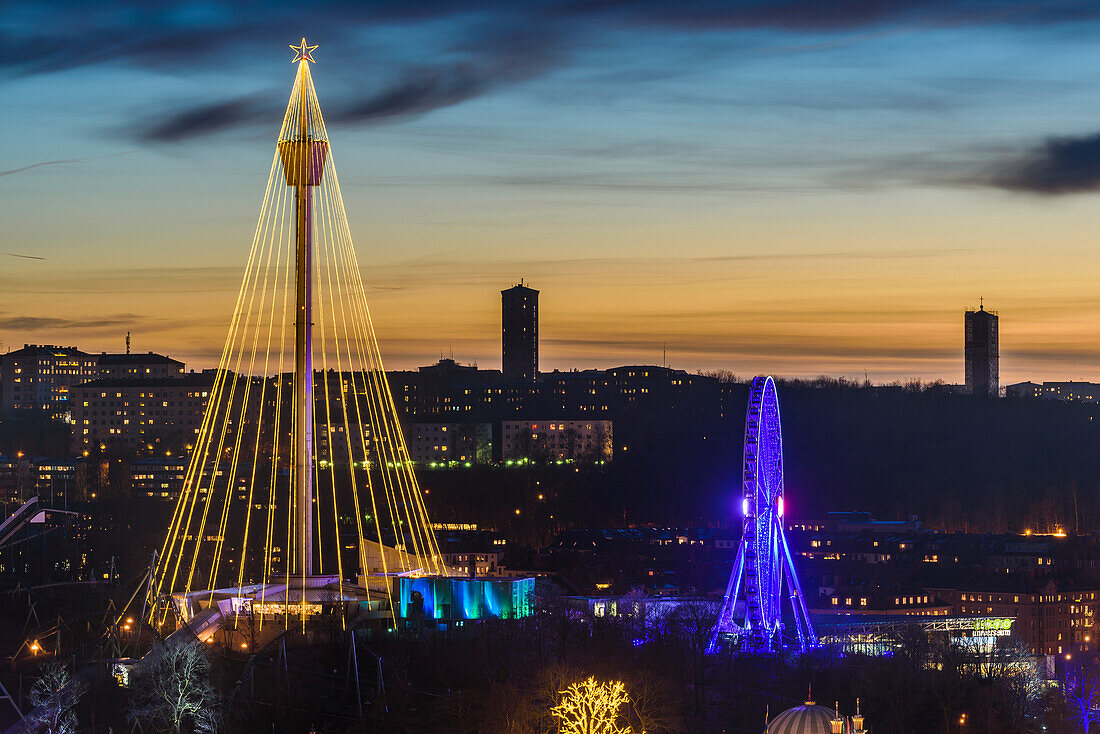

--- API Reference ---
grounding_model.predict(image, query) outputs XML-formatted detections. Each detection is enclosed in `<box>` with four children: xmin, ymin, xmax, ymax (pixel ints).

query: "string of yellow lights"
<box><xmin>150</xmin><ymin>45</ymin><xmax>445</xmax><ymax>629</ymax></box>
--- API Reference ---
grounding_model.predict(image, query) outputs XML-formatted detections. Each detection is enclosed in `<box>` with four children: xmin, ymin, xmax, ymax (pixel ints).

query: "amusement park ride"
<box><xmin>148</xmin><ymin>40</ymin><xmax>451</xmax><ymax>634</ymax></box>
<box><xmin>708</xmin><ymin>376</ymin><xmax>817</xmax><ymax>654</ymax></box>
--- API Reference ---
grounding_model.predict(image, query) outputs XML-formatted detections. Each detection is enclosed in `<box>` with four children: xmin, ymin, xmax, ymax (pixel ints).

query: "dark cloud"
<box><xmin>128</xmin><ymin>23</ymin><xmax>565</xmax><ymax>141</ymax></box>
<box><xmin>0</xmin><ymin>315</ymin><xmax>137</xmax><ymax>330</ymax></box>
<box><xmin>330</xmin><ymin>25</ymin><xmax>564</xmax><ymax>125</ymax></box>
<box><xmin>333</xmin><ymin>67</ymin><xmax>496</xmax><ymax>124</ymax></box>
<box><xmin>1</xmin><ymin>0</ymin><xmax>1090</xmax><ymax>79</ymax></box>
<box><xmin>552</xmin><ymin>0</ymin><xmax>1093</xmax><ymax>30</ymax></box>
<box><xmin>986</xmin><ymin>132</ymin><xmax>1100</xmax><ymax>194</ymax></box>
<box><xmin>7</xmin><ymin>0</ymin><xmax>1100</xmax><ymax>144</ymax></box>
<box><xmin>138</xmin><ymin>96</ymin><xmax>273</xmax><ymax>143</ymax></box>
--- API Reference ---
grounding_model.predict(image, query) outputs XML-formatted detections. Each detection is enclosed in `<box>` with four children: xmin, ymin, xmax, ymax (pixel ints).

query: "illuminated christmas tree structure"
<box><xmin>150</xmin><ymin>40</ymin><xmax>447</xmax><ymax>629</ymax></box>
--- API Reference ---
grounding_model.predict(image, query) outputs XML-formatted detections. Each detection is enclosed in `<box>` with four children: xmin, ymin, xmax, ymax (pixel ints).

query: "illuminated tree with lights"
<box><xmin>128</xmin><ymin>639</ymin><xmax>222</xmax><ymax>734</ymax></box>
<box><xmin>1060</xmin><ymin>651</ymin><xmax>1100</xmax><ymax>734</ymax></box>
<box><xmin>551</xmin><ymin>677</ymin><xmax>633</xmax><ymax>734</ymax></box>
<box><xmin>27</xmin><ymin>662</ymin><xmax>79</xmax><ymax>734</ymax></box>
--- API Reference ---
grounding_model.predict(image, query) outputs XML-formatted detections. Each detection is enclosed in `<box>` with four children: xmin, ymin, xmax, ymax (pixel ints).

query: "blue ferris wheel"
<box><xmin>708</xmin><ymin>376</ymin><xmax>816</xmax><ymax>654</ymax></box>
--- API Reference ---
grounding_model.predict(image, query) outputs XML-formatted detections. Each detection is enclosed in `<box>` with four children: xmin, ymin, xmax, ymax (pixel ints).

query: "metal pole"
<box><xmin>294</xmin><ymin>68</ymin><xmax>314</xmax><ymax>578</ymax></box>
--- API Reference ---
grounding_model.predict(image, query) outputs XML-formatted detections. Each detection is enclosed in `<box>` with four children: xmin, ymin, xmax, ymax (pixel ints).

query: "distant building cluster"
<box><xmin>72</xmin><ymin>373</ymin><xmax>215</xmax><ymax>452</ymax></box>
<box><xmin>0</xmin><ymin>347</ymin><xmax>187</xmax><ymax>422</ymax></box>
<box><xmin>544</xmin><ymin>521</ymin><xmax>1100</xmax><ymax>659</ymax></box>
<box><xmin>0</xmin><ymin>283</ymin><xmax>739</xmax><ymax>508</ymax></box>
<box><xmin>1005</xmin><ymin>380</ymin><xmax>1100</xmax><ymax>402</ymax></box>
<box><xmin>792</xmin><ymin>524</ymin><xmax>1100</xmax><ymax>658</ymax></box>
<box><xmin>0</xmin><ymin>344</ymin><xmax>185</xmax><ymax>421</ymax></box>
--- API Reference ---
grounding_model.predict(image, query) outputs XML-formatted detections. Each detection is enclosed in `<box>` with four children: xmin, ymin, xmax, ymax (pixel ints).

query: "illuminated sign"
<box><xmin>252</xmin><ymin>602</ymin><xmax>323</xmax><ymax>616</ymax></box>
<box><xmin>963</xmin><ymin>618</ymin><xmax>1014</xmax><ymax>637</ymax></box>
<box><xmin>973</xmin><ymin>618</ymin><xmax>1013</xmax><ymax>632</ymax></box>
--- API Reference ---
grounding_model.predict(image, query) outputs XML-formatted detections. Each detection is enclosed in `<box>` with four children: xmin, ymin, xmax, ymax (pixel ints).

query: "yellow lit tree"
<box><xmin>551</xmin><ymin>676</ymin><xmax>633</xmax><ymax>734</ymax></box>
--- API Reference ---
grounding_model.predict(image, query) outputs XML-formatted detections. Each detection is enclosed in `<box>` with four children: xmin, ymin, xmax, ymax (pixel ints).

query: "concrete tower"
<box><xmin>502</xmin><ymin>282</ymin><xmax>539</xmax><ymax>382</ymax></box>
<box><xmin>965</xmin><ymin>302</ymin><xmax>999</xmax><ymax>396</ymax></box>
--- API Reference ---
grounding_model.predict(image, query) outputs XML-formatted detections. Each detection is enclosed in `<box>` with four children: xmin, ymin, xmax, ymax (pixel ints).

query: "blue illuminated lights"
<box><xmin>708</xmin><ymin>376</ymin><xmax>817</xmax><ymax>655</ymax></box>
<box><xmin>397</xmin><ymin>576</ymin><xmax>534</xmax><ymax>623</ymax></box>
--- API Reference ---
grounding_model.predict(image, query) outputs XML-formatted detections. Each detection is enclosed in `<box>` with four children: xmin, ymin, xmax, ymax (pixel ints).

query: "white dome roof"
<box><xmin>767</xmin><ymin>703</ymin><xmax>835</xmax><ymax>734</ymax></box>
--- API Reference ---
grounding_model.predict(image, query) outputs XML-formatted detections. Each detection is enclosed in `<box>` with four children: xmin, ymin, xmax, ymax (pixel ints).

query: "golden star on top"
<box><xmin>290</xmin><ymin>38</ymin><xmax>318</xmax><ymax>63</ymax></box>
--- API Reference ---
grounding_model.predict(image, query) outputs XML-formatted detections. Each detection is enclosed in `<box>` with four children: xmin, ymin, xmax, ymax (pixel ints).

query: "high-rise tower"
<box><xmin>502</xmin><ymin>282</ymin><xmax>538</xmax><ymax>382</ymax></box>
<box><xmin>153</xmin><ymin>41</ymin><xmax>443</xmax><ymax>616</ymax></box>
<box><xmin>965</xmin><ymin>302</ymin><xmax>999</xmax><ymax>396</ymax></box>
<box><xmin>279</xmin><ymin>40</ymin><xmax>327</xmax><ymax>576</ymax></box>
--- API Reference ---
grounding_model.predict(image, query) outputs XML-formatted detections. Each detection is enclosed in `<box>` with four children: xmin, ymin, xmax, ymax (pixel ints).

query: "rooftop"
<box><xmin>98</xmin><ymin>352</ymin><xmax>184</xmax><ymax>366</ymax></box>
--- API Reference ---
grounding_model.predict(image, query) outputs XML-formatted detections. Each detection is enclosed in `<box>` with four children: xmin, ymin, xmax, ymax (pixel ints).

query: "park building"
<box><xmin>501</xmin><ymin>420</ymin><xmax>612</xmax><ymax>462</ymax></box>
<box><xmin>1006</xmin><ymin>380</ymin><xmax>1100</xmax><ymax>402</ymax></box>
<box><xmin>0</xmin><ymin>455</ymin><xmax>30</xmax><ymax>503</ymax></box>
<box><xmin>811</xmin><ymin>580</ymin><xmax>952</xmax><ymax>617</ymax></box>
<box><xmin>432</xmin><ymin>526</ymin><xmax>510</xmax><ymax>577</ymax></box>
<box><xmin>0</xmin><ymin>344</ymin><xmax>187</xmax><ymax>421</ymax></box>
<box><xmin>0</xmin><ymin>345</ymin><xmax>100</xmax><ymax>420</ymax></box>
<box><xmin>71</xmin><ymin>372</ymin><xmax>215</xmax><ymax>452</ymax></box>
<box><xmin>97</xmin><ymin>351</ymin><xmax>185</xmax><ymax>379</ymax></box>
<box><xmin>766</xmin><ymin>698</ymin><xmax>867</xmax><ymax>734</ymax></box>
<box><xmin>130</xmin><ymin>456</ymin><xmax>189</xmax><ymax>500</ymax></box>
<box><xmin>925</xmin><ymin>571</ymin><xmax>1100</xmax><ymax>657</ymax></box>
<box><xmin>406</xmin><ymin>422</ymin><xmax>492</xmax><ymax>465</ymax></box>
<box><xmin>31</xmin><ymin>456</ymin><xmax>81</xmax><ymax>507</ymax></box>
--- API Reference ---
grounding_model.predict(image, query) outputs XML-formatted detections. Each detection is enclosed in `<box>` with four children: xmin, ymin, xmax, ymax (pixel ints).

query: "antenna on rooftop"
<box><xmin>126</xmin><ymin>331</ymin><xmax>131</xmax><ymax>355</ymax></box>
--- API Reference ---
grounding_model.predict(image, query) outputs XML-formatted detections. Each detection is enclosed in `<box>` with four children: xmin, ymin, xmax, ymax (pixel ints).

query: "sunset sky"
<box><xmin>6</xmin><ymin>1</ymin><xmax>1100</xmax><ymax>382</ymax></box>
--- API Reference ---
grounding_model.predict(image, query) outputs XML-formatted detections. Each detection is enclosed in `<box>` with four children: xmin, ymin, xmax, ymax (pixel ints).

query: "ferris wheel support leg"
<box><xmin>708</xmin><ymin>543</ymin><xmax>745</xmax><ymax>654</ymax></box>
<box><xmin>778</xmin><ymin>523</ymin><xmax>817</xmax><ymax>651</ymax></box>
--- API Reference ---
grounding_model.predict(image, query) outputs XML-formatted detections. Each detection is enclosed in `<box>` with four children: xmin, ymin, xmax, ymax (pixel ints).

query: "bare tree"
<box><xmin>129</xmin><ymin>639</ymin><xmax>222</xmax><ymax>733</ymax></box>
<box><xmin>626</xmin><ymin>669</ymin><xmax>683</xmax><ymax>734</ymax></box>
<box><xmin>665</xmin><ymin>600</ymin><xmax>720</xmax><ymax>718</ymax></box>
<box><xmin>929</xmin><ymin>636</ymin><xmax>970</xmax><ymax>734</ymax></box>
<box><xmin>985</xmin><ymin>638</ymin><xmax>1042</xmax><ymax>734</ymax></box>
<box><xmin>1060</xmin><ymin>650</ymin><xmax>1100</xmax><ymax>734</ymax></box>
<box><xmin>27</xmin><ymin>662</ymin><xmax>79</xmax><ymax>734</ymax></box>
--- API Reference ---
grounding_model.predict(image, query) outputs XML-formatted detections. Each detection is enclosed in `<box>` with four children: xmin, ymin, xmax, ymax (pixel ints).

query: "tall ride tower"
<box><xmin>153</xmin><ymin>41</ymin><xmax>443</xmax><ymax>615</ymax></box>
<box><xmin>279</xmin><ymin>40</ymin><xmax>327</xmax><ymax>575</ymax></box>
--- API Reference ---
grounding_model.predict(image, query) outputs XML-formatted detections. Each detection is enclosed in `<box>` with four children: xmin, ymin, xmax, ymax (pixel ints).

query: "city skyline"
<box><xmin>10</xmin><ymin>2</ymin><xmax>1100</xmax><ymax>382</ymax></box>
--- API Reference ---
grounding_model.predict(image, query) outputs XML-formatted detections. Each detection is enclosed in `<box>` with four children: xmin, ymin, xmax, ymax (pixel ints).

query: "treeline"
<box><xmin>6</xmin><ymin>377</ymin><xmax>1100</xmax><ymax>539</ymax></box>
<box><xmin>779</xmin><ymin>381</ymin><xmax>1100</xmax><ymax>533</ymax></box>
<box><xmin>422</xmin><ymin>381</ymin><xmax>1100</xmax><ymax>536</ymax></box>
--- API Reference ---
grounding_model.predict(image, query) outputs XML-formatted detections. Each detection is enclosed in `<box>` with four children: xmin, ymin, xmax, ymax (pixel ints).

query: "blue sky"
<box><xmin>6</xmin><ymin>1</ymin><xmax>1100</xmax><ymax>381</ymax></box>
